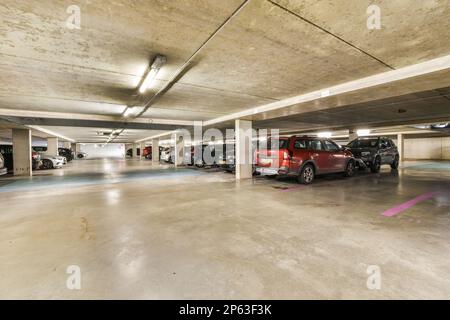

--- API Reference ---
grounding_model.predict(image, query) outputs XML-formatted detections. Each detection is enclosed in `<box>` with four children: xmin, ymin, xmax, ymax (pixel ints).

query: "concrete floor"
<box><xmin>0</xmin><ymin>158</ymin><xmax>450</xmax><ymax>299</ymax></box>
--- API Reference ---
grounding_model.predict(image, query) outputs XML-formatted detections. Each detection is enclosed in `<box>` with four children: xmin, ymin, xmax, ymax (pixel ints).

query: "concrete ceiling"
<box><xmin>0</xmin><ymin>0</ymin><xmax>449</xmax><ymax>142</ymax></box>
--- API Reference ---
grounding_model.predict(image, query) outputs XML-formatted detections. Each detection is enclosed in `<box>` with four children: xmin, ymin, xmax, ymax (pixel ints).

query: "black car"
<box><xmin>346</xmin><ymin>137</ymin><xmax>399</xmax><ymax>173</ymax></box>
<box><xmin>58</xmin><ymin>148</ymin><xmax>74</xmax><ymax>161</ymax></box>
<box><xmin>126</xmin><ymin>148</ymin><xmax>140</xmax><ymax>157</ymax></box>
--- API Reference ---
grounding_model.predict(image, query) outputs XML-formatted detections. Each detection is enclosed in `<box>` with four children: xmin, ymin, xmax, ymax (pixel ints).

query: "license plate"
<box><xmin>260</xmin><ymin>159</ymin><xmax>271</xmax><ymax>165</ymax></box>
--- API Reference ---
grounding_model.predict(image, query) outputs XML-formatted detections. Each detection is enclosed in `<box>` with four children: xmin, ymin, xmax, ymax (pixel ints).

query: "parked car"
<box><xmin>256</xmin><ymin>136</ymin><xmax>356</xmax><ymax>184</ymax></box>
<box><xmin>126</xmin><ymin>148</ymin><xmax>140</xmax><ymax>157</ymax></box>
<box><xmin>58</xmin><ymin>148</ymin><xmax>74</xmax><ymax>161</ymax></box>
<box><xmin>0</xmin><ymin>153</ymin><xmax>7</xmax><ymax>176</ymax></box>
<box><xmin>32</xmin><ymin>151</ymin><xmax>43</xmax><ymax>170</ymax></box>
<box><xmin>39</xmin><ymin>154</ymin><xmax>65</xmax><ymax>169</ymax></box>
<box><xmin>346</xmin><ymin>136</ymin><xmax>399</xmax><ymax>173</ymax></box>
<box><xmin>33</xmin><ymin>146</ymin><xmax>73</xmax><ymax>162</ymax></box>
<box><xmin>0</xmin><ymin>145</ymin><xmax>42</xmax><ymax>172</ymax></box>
<box><xmin>141</xmin><ymin>146</ymin><xmax>152</xmax><ymax>159</ymax></box>
<box><xmin>160</xmin><ymin>147</ymin><xmax>175</xmax><ymax>163</ymax></box>
<box><xmin>76</xmin><ymin>151</ymin><xmax>88</xmax><ymax>159</ymax></box>
<box><xmin>218</xmin><ymin>142</ymin><xmax>258</xmax><ymax>174</ymax></box>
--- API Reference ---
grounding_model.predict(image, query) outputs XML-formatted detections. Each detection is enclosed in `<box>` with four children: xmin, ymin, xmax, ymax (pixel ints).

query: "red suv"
<box><xmin>256</xmin><ymin>136</ymin><xmax>355</xmax><ymax>184</ymax></box>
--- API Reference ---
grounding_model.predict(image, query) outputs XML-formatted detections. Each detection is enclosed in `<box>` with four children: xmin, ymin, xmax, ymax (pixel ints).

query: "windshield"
<box><xmin>348</xmin><ymin>138</ymin><xmax>379</xmax><ymax>148</ymax></box>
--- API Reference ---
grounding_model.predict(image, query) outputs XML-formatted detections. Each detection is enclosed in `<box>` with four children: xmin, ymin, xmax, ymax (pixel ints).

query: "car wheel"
<box><xmin>42</xmin><ymin>159</ymin><xmax>53</xmax><ymax>170</ymax></box>
<box><xmin>391</xmin><ymin>155</ymin><xmax>399</xmax><ymax>170</ymax></box>
<box><xmin>298</xmin><ymin>164</ymin><xmax>314</xmax><ymax>184</ymax></box>
<box><xmin>344</xmin><ymin>160</ymin><xmax>355</xmax><ymax>177</ymax></box>
<box><xmin>371</xmin><ymin>156</ymin><xmax>381</xmax><ymax>173</ymax></box>
<box><xmin>77</xmin><ymin>154</ymin><xmax>83</xmax><ymax>159</ymax></box>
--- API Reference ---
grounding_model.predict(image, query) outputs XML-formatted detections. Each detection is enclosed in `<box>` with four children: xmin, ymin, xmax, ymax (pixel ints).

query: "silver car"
<box><xmin>40</xmin><ymin>154</ymin><xmax>65</xmax><ymax>169</ymax></box>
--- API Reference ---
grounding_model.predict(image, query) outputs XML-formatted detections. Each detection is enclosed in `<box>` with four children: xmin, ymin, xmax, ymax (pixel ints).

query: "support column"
<box><xmin>132</xmin><ymin>143</ymin><xmax>138</xmax><ymax>158</ymax></box>
<box><xmin>12</xmin><ymin>129</ymin><xmax>32</xmax><ymax>176</ymax></box>
<box><xmin>71</xmin><ymin>143</ymin><xmax>76</xmax><ymax>152</ymax></box>
<box><xmin>397</xmin><ymin>133</ymin><xmax>404</xmax><ymax>162</ymax></box>
<box><xmin>152</xmin><ymin>139</ymin><xmax>160</xmax><ymax>163</ymax></box>
<box><xmin>348</xmin><ymin>130</ymin><xmax>358</xmax><ymax>144</ymax></box>
<box><xmin>75</xmin><ymin>143</ymin><xmax>81</xmax><ymax>154</ymax></box>
<box><xmin>62</xmin><ymin>141</ymin><xmax>71</xmax><ymax>149</ymax></box>
<box><xmin>47</xmin><ymin>137</ymin><xmax>59</xmax><ymax>156</ymax></box>
<box><xmin>140</xmin><ymin>142</ymin><xmax>145</xmax><ymax>159</ymax></box>
<box><xmin>174</xmin><ymin>134</ymin><xmax>185</xmax><ymax>167</ymax></box>
<box><xmin>235</xmin><ymin>119</ymin><xmax>253</xmax><ymax>180</ymax></box>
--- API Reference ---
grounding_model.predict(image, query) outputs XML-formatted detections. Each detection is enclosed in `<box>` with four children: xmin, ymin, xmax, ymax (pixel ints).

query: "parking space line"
<box><xmin>382</xmin><ymin>191</ymin><xmax>438</xmax><ymax>217</ymax></box>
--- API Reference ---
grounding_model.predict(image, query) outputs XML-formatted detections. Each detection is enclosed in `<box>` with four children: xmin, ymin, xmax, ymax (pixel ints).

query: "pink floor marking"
<box><xmin>382</xmin><ymin>191</ymin><xmax>438</xmax><ymax>217</ymax></box>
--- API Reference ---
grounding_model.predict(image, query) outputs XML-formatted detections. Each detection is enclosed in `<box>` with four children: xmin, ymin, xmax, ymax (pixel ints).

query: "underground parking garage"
<box><xmin>0</xmin><ymin>0</ymin><xmax>450</xmax><ymax>304</ymax></box>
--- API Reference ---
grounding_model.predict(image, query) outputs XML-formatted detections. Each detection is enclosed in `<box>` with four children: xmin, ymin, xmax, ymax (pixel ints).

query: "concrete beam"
<box><xmin>204</xmin><ymin>55</ymin><xmax>450</xmax><ymax>126</ymax></box>
<box><xmin>12</xmin><ymin>129</ymin><xmax>32</xmax><ymax>176</ymax></box>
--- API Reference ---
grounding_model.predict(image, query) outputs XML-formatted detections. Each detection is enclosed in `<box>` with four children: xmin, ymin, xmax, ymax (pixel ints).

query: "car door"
<box><xmin>379</xmin><ymin>139</ymin><xmax>391</xmax><ymax>164</ymax></box>
<box><xmin>323</xmin><ymin>140</ymin><xmax>346</xmax><ymax>172</ymax></box>
<box><xmin>290</xmin><ymin>138</ymin><xmax>308</xmax><ymax>173</ymax></box>
<box><xmin>307</xmin><ymin>140</ymin><xmax>330</xmax><ymax>174</ymax></box>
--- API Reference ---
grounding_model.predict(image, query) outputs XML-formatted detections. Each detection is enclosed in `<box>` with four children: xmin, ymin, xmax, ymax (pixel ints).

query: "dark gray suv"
<box><xmin>346</xmin><ymin>137</ymin><xmax>399</xmax><ymax>173</ymax></box>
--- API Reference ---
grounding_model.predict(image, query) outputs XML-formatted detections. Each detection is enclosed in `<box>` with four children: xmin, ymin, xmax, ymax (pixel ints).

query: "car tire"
<box><xmin>371</xmin><ymin>156</ymin><xmax>381</xmax><ymax>173</ymax></box>
<box><xmin>344</xmin><ymin>160</ymin><xmax>355</xmax><ymax>177</ymax></box>
<box><xmin>391</xmin><ymin>155</ymin><xmax>399</xmax><ymax>170</ymax></box>
<box><xmin>298</xmin><ymin>164</ymin><xmax>315</xmax><ymax>185</ymax></box>
<box><xmin>42</xmin><ymin>159</ymin><xmax>53</xmax><ymax>170</ymax></box>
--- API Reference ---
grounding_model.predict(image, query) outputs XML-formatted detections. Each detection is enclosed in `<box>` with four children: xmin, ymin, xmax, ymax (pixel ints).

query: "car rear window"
<box><xmin>348</xmin><ymin>138</ymin><xmax>379</xmax><ymax>148</ymax></box>
<box><xmin>266</xmin><ymin>138</ymin><xmax>288</xmax><ymax>150</ymax></box>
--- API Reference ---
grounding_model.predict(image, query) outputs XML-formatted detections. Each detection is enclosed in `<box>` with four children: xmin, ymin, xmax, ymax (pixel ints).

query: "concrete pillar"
<box><xmin>174</xmin><ymin>134</ymin><xmax>185</xmax><ymax>167</ymax></box>
<box><xmin>140</xmin><ymin>142</ymin><xmax>145</xmax><ymax>159</ymax></box>
<box><xmin>132</xmin><ymin>144</ymin><xmax>138</xmax><ymax>158</ymax></box>
<box><xmin>152</xmin><ymin>139</ymin><xmax>160</xmax><ymax>163</ymax></box>
<box><xmin>71</xmin><ymin>143</ymin><xmax>76</xmax><ymax>152</ymax></box>
<box><xmin>62</xmin><ymin>141</ymin><xmax>71</xmax><ymax>149</ymax></box>
<box><xmin>12</xmin><ymin>129</ymin><xmax>32</xmax><ymax>176</ymax></box>
<box><xmin>397</xmin><ymin>133</ymin><xmax>404</xmax><ymax>162</ymax></box>
<box><xmin>348</xmin><ymin>130</ymin><xmax>358</xmax><ymax>144</ymax></box>
<box><xmin>75</xmin><ymin>143</ymin><xmax>81</xmax><ymax>154</ymax></box>
<box><xmin>47</xmin><ymin>137</ymin><xmax>59</xmax><ymax>156</ymax></box>
<box><xmin>235</xmin><ymin>119</ymin><xmax>253</xmax><ymax>180</ymax></box>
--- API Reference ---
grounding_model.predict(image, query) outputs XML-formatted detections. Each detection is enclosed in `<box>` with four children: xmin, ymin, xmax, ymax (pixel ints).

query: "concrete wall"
<box><xmin>392</xmin><ymin>137</ymin><xmax>450</xmax><ymax>160</ymax></box>
<box><xmin>79</xmin><ymin>143</ymin><xmax>125</xmax><ymax>159</ymax></box>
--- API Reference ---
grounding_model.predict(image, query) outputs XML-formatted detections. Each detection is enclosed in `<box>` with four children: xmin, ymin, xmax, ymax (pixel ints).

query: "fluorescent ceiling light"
<box><xmin>138</xmin><ymin>54</ymin><xmax>167</xmax><ymax>94</ymax></box>
<box><xmin>123</xmin><ymin>107</ymin><xmax>134</xmax><ymax>117</ymax></box>
<box><xmin>357</xmin><ymin>129</ymin><xmax>371</xmax><ymax>136</ymax></box>
<box><xmin>26</xmin><ymin>125</ymin><xmax>75</xmax><ymax>142</ymax></box>
<box><xmin>318</xmin><ymin>131</ymin><xmax>332</xmax><ymax>138</ymax></box>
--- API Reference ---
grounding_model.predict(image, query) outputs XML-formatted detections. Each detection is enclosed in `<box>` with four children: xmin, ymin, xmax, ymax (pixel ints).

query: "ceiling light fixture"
<box><xmin>26</xmin><ymin>125</ymin><xmax>75</xmax><ymax>142</ymax></box>
<box><xmin>357</xmin><ymin>129</ymin><xmax>371</xmax><ymax>136</ymax></box>
<box><xmin>123</xmin><ymin>107</ymin><xmax>134</xmax><ymax>117</ymax></box>
<box><xmin>318</xmin><ymin>132</ymin><xmax>332</xmax><ymax>138</ymax></box>
<box><xmin>138</xmin><ymin>54</ymin><xmax>167</xmax><ymax>94</ymax></box>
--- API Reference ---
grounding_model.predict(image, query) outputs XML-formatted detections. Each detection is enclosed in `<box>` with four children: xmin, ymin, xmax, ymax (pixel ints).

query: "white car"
<box><xmin>160</xmin><ymin>147</ymin><xmax>174</xmax><ymax>163</ymax></box>
<box><xmin>40</xmin><ymin>154</ymin><xmax>65</xmax><ymax>169</ymax></box>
